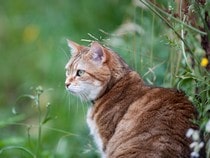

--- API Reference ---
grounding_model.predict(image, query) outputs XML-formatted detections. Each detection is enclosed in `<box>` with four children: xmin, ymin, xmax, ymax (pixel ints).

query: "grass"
<box><xmin>0</xmin><ymin>0</ymin><xmax>209</xmax><ymax>157</ymax></box>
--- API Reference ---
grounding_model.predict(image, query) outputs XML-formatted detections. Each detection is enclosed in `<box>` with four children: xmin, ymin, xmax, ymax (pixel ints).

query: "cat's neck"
<box><xmin>94</xmin><ymin>71</ymin><xmax>144</xmax><ymax>104</ymax></box>
<box><xmin>92</xmin><ymin>69</ymin><xmax>137</xmax><ymax>103</ymax></box>
<box><xmin>92</xmin><ymin>49</ymin><xmax>133</xmax><ymax>102</ymax></box>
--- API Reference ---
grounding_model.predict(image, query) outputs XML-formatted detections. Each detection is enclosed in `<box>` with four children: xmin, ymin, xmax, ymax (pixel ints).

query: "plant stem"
<box><xmin>0</xmin><ymin>146</ymin><xmax>36</xmax><ymax>158</ymax></box>
<box><xmin>140</xmin><ymin>0</ymin><xmax>207</xmax><ymax>35</ymax></box>
<box><xmin>181</xmin><ymin>15</ymin><xmax>192</xmax><ymax>70</ymax></box>
<box><xmin>36</xmin><ymin>93</ymin><xmax>42</xmax><ymax>157</ymax></box>
<box><xmin>139</xmin><ymin>0</ymin><xmax>199</xmax><ymax>70</ymax></box>
<box><xmin>151</xmin><ymin>13</ymin><xmax>155</xmax><ymax>66</ymax></box>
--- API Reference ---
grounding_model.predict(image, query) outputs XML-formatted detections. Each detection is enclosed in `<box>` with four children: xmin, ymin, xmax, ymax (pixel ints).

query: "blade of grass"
<box><xmin>7</xmin><ymin>122</ymin><xmax>78</xmax><ymax>136</ymax></box>
<box><xmin>0</xmin><ymin>146</ymin><xmax>35</xmax><ymax>158</ymax></box>
<box><xmin>139</xmin><ymin>0</ymin><xmax>195</xmax><ymax>71</ymax></box>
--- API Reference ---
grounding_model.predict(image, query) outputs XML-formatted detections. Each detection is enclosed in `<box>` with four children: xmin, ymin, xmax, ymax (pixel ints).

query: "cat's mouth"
<box><xmin>66</xmin><ymin>86</ymin><xmax>74</xmax><ymax>93</ymax></box>
<box><xmin>66</xmin><ymin>88</ymin><xmax>81</xmax><ymax>98</ymax></box>
<box><xmin>66</xmin><ymin>86</ymin><xmax>90</xmax><ymax>101</ymax></box>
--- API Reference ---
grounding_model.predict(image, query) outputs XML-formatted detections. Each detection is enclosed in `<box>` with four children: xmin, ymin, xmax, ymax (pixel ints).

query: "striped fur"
<box><xmin>65</xmin><ymin>40</ymin><xmax>196</xmax><ymax>158</ymax></box>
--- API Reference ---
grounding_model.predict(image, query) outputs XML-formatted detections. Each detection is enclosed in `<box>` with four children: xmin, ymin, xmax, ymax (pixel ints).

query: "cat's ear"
<box><xmin>90</xmin><ymin>42</ymin><xmax>106</xmax><ymax>63</ymax></box>
<box><xmin>67</xmin><ymin>39</ymin><xmax>80</xmax><ymax>55</ymax></box>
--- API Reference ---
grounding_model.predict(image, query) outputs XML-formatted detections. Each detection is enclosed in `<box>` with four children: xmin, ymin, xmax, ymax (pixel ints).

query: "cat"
<box><xmin>65</xmin><ymin>40</ymin><xmax>197</xmax><ymax>158</ymax></box>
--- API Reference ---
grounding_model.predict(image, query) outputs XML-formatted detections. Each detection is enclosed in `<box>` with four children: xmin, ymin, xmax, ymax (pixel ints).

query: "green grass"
<box><xmin>0</xmin><ymin>0</ymin><xmax>209</xmax><ymax>157</ymax></box>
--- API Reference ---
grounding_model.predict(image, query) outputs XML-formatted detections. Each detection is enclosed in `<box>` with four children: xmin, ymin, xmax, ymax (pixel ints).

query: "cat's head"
<box><xmin>65</xmin><ymin>40</ymin><xmax>129</xmax><ymax>101</ymax></box>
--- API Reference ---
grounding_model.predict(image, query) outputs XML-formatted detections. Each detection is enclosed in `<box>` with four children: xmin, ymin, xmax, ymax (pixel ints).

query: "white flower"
<box><xmin>191</xmin><ymin>151</ymin><xmax>199</xmax><ymax>158</ymax></box>
<box><xmin>192</xmin><ymin>130</ymin><xmax>200</xmax><ymax>141</ymax></box>
<box><xmin>168</xmin><ymin>5</ymin><xmax>174</xmax><ymax>11</ymax></box>
<box><xmin>186</xmin><ymin>128</ymin><xmax>194</xmax><ymax>138</ymax></box>
<box><xmin>190</xmin><ymin>142</ymin><xmax>198</xmax><ymax>148</ymax></box>
<box><xmin>198</xmin><ymin>142</ymin><xmax>204</xmax><ymax>148</ymax></box>
<box><xmin>186</xmin><ymin>128</ymin><xmax>204</xmax><ymax>158</ymax></box>
<box><xmin>186</xmin><ymin>128</ymin><xmax>200</xmax><ymax>141</ymax></box>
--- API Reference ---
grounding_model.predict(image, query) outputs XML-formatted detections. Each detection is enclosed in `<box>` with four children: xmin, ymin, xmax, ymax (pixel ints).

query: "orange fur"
<box><xmin>65</xmin><ymin>40</ymin><xmax>196</xmax><ymax>158</ymax></box>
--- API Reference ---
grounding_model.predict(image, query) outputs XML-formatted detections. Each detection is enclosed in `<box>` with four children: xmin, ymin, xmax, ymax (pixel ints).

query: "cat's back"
<box><xmin>105</xmin><ymin>80</ymin><xmax>196</xmax><ymax>158</ymax></box>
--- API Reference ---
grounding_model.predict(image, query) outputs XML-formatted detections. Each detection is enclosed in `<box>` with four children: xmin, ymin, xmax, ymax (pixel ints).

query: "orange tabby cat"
<box><xmin>65</xmin><ymin>40</ymin><xmax>196</xmax><ymax>158</ymax></box>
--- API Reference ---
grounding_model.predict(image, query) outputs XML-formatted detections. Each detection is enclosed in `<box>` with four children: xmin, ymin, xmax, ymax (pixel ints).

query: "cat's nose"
<box><xmin>65</xmin><ymin>82</ymin><xmax>70</xmax><ymax>88</ymax></box>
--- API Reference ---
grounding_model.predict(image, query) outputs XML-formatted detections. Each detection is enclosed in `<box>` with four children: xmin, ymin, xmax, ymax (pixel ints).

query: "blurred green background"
<box><xmin>0</xmin><ymin>0</ymin><xmax>173</xmax><ymax>157</ymax></box>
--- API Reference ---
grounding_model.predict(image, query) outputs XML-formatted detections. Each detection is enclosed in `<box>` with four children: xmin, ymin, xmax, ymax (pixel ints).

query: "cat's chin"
<box><xmin>66</xmin><ymin>88</ymin><xmax>77</xmax><ymax>96</ymax></box>
<box><xmin>66</xmin><ymin>89</ymin><xmax>90</xmax><ymax>102</ymax></box>
<box><xmin>66</xmin><ymin>86</ymin><xmax>78</xmax><ymax>95</ymax></box>
<box><xmin>66</xmin><ymin>89</ymin><xmax>78</xmax><ymax>97</ymax></box>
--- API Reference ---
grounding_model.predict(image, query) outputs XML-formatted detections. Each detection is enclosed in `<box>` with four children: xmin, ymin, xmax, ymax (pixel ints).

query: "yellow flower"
<box><xmin>200</xmin><ymin>57</ymin><xmax>209</xmax><ymax>67</ymax></box>
<box><xmin>23</xmin><ymin>25</ymin><xmax>40</xmax><ymax>43</ymax></box>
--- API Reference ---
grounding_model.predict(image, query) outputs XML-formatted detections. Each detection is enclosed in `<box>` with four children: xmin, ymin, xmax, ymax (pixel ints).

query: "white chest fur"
<box><xmin>86</xmin><ymin>107</ymin><xmax>105</xmax><ymax>157</ymax></box>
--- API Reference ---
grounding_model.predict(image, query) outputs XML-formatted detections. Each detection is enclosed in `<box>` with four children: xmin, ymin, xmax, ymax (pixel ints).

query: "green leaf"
<box><xmin>0</xmin><ymin>146</ymin><xmax>35</xmax><ymax>158</ymax></box>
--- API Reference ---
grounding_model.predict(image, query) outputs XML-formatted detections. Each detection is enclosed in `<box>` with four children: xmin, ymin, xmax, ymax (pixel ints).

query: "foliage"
<box><xmin>137</xmin><ymin>0</ymin><xmax>210</xmax><ymax>157</ymax></box>
<box><xmin>0</xmin><ymin>0</ymin><xmax>209</xmax><ymax>157</ymax></box>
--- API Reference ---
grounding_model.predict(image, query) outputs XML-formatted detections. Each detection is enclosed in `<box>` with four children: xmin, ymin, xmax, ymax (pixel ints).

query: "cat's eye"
<box><xmin>76</xmin><ymin>69</ymin><xmax>85</xmax><ymax>77</ymax></box>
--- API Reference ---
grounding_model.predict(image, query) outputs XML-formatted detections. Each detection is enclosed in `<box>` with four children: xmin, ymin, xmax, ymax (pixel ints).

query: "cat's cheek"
<box><xmin>89</xmin><ymin>87</ymin><xmax>103</xmax><ymax>100</ymax></box>
<box><xmin>83</xmin><ymin>84</ymin><xmax>103</xmax><ymax>100</ymax></box>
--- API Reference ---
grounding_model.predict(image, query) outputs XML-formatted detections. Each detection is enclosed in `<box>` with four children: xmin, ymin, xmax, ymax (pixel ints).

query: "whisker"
<box><xmin>68</xmin><ymin>94</ymin><xmax>72</xmax><ymax>113</ymax></box>
<box><xmin>63</xmin><ymin>90</ymin><xmax>72</xmax><ymax>112</ymax></box>
<box><xmin>79</xmin><ymin>91</ymin><xmax>90</xmax><ymax>118</ymax></box>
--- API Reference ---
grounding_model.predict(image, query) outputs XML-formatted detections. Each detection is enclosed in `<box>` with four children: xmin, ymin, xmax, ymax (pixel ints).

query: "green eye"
<box><xmin>76</xmin><ymin>69</ymin><xmax>85</xmax><ymax>77</ymax></box>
